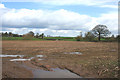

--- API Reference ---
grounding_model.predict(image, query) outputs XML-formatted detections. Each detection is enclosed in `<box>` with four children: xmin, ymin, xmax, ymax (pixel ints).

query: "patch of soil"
<box><xmin>2</xmin><ymin>59</ymin><xmax>33</xmax><ymax>78</ymax></box>
<box><xmin>2</xmin><ymin>41</ymin><xmax>118</xmax><ymax>78</ymax></box>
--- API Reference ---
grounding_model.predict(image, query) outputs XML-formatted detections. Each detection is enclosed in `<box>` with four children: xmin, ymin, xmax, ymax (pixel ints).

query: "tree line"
<box><xmin>1</xmin><ymin>31</ymin><xmax>45</xmax><ymax>39</ymax></box>
<box><xmin>1</xmin><ymin>24</ymin><xmax>119</xmax><ymax>41</ymax></box>
<box><xmin>76</xmin><ymin>24</ymin><xmax>119</xmax><ymax>42</ymax></box>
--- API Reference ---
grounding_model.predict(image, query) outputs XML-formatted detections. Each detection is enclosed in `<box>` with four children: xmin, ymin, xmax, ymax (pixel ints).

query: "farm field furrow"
<box><xmin>2</xmin><ymin>41</ymin><xmax>118</xmax><ymax>78</ymax></box>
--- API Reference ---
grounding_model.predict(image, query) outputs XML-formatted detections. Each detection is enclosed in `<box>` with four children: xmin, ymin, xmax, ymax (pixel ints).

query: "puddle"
<box><xmin>64</xmin><ymin>52</ymin><xmax>82</xmax><ymax>55</ymax></box>
<box><xmin>36</xmin><ymin>55</ymin><xmax>44</xmax><ymax>57</ymax></box>
<box><xmin>21</xmin><ymin>64</ymin><xmax>81</xmax><ymax>78</ymax></box>
<box><xmin>0</xmin><ymin>54</ymin><xmax>44</xmax><ymax>58</ymax></box>
<box><xmin>10</xmin><ymin>57</ymin><xmax>35</xmax><ymax>61</ymax></box>
<box><xmin>110</xmin><ymin>49</ymin><xmax>116</xmax><ymax>52</ymax></box>
<box><xmin>10</xmin><ymin>59</ymin><xmax>31</xmax><ymax>61</ymax></box>
<box><xmin>0</xmin><ymin>54</ymin><xmax>44</xmax><ymax>61</ymax></box>
<box><xmin>38</xmin><ymin>59</ymin><xmax>44</xmax><ymax>60</ymax></box>
<box><xmin>0</xmin><ymin>54</ymin><xmax>24</xmax><ymax>58</ymax></box>
<box><xmin>9</xmin><ymin>55</ymin><xmax>43</xmax><ymax>62</ymax></box>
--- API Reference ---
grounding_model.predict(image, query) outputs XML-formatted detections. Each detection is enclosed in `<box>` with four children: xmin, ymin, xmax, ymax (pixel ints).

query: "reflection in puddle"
<box><xmin>0</xmin><ymin>54</ymin><xmax>44</xmax><ymax>62</ymax></box>
<box><xmin>9</xmin><ymin>55</ymin><xmax>44</xmax><ymax>61</ymax></box>
<box><xmin>10</xmin><ymin>56</ymin><xmax>43</xmax><ymax>62</ymax></box>
<box><xmin>64</xmin><ymin>52</ymin><xmax>82</xmax><ymax>55</ymax></box>
<box><xmin>10</xmin><ymin>57</ymin><xmax>35</xmax><ymax>61</ymax></box>
<box><xmin>21</xmin><ymin>64</ymin><xmax>81</xmax><ymax>78</ymax></box>
<box><xmin>0</xmin><ymin>55</ymin><xmax>24</xmax><ymax>58</ymax></box>
<box><xmin>10</xmin><ymin>59</ymin><xmax>31</xmax><ymax>61</ymax></box>
<box><xmin>36</xmin><ymin>55</ymin><xmax>44</xmax><ymax>57</ymax></box>
<box><xmin>38</xmin><ymin>59</ymin><xmax>43</xmax><ymax>60</ymax></box>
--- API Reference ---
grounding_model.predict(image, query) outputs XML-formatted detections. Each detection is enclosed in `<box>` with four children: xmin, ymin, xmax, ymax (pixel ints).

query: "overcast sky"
<box><xmin>0</xmin><ymin>0</ymin><xmax>118</xmax><ymax>37</ymax></box>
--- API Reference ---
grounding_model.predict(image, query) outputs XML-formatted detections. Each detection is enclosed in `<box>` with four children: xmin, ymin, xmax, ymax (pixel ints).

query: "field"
<box><xmin>2</xmin><ymin>37</ymin><xmax>114</xmax><ymax>42</ymax></box>
<box><xmin>2</xmin><ymin>37</ymin><xmax>76</xmax><ymax>41</ymax></box>
<box><xmin>2</xmin><ymin>41</ymin><xmax>118</xmax><ymax>78</ymax></box>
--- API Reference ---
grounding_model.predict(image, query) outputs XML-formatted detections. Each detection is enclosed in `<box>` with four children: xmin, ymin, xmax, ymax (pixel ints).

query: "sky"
<box><xmin>0</xmin><ymin>0</ymin><xmax>118</xmax><ymax>37</ymax></box>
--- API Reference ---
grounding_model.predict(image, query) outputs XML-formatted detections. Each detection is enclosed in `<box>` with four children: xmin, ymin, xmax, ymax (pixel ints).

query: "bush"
<box><xmin>85</xmin><ymin>32</ymin><xmax>95</xmax><ymax>41</ymax></box>
<box><xmin>75</xmin><ymin>36</ymin><xmax>82</xmax><ymax>41</ymax></box>
<box><xmin>23</xmin><ymin>34</ymin><xmax>34</xmax><ymax>40</ymax></box>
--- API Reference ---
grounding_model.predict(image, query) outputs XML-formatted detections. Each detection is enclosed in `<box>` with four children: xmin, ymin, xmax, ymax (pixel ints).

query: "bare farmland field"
<box><xmin>2</xmin><ymin>41</ymin><xmax>118</xmax><ymax>78</ymax></box>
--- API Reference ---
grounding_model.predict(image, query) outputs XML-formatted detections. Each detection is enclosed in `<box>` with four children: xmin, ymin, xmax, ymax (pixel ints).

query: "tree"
<box><xmin>13</xmin><ymin>34</ymin><xmax>19</xmax><ymax>37</ymax></box>
<box><xmin>36</xmin><ymin>33</ymin><xmax>39</xmax><ymax>38</ymax></box>
<box><xmin>41</xmin><ymin>33</ymin><xmax>44</xmax><ymax>39</ymax></box>
<box><xmin>4</xmin><ymin>32</ymin><xmax>8</xmax><ymax>37</ymax></box>
<box><xmin>110</xmin><ymin>34</ymin><xmax>115</xmax><ymax>41</ymax></box>
<box><xmin>75</xmin><ymin>36</ymin><xmax>82</xmax><ymax>41</ymax></box>
<box><xmin>85</xmin><ymin>31</ymin><xmax>95</xmax><ymax>41</ymax></box>
<box><xmin>80</xmin><ymin>31</ymin><xmax>82</xmax><ymax>37</ymax></box>
<box><xmin>8</xmin><ymin>32</ymin><xmax>13</xmax><ymax>37</ymax></box>
<box><xmin>23</xmin><ymin>34</ymin><xmax>33</xmax><ymax>40</ymax></box>
<box><xmin>28</xmin><ymin>31</ymin><xmax>34</xmax><ymax>37</ymax></box>
<box><xmin>75</xmin><ymin>31</ymin><xmax>83</xmax><ymax>41</ymax></box>
<box><xmin>116</xmin><ymin>35</ymin><xmax>120</xmax><ymax>42</ymax></box>
<box><xmin>23</xmin><ymin>31</ymin><xmax>34</xmax><ymax>40</ymax></box>
<box><xmin>92</xmin><ymin>24</ymin><xmax>111</xmax><ymax>41</ymax></box>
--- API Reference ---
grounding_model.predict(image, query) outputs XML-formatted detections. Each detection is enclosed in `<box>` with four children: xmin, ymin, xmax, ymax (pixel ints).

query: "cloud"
<box><xmin>1</xmin><ymin>0</ymin><xmax>118</xmax><ymax>8</ymax></box>
<box><xmin>97</xmin><ymin>12</ymin><xmax>118</xmax><ymax>32</ymax></box>
<box><xmin>1</xmin><ymin>3</ymin><xmax>118</xmax><ymax>36</ymax></box>
<box><xmin>34</xmin><ymin>0</ymin><xmax>118</xmax><ymax>9</ymax></box>
<box><xmin>100</xmin><ymin>5</ymin><xmax>118</xmax><ymax>8</ymax></box>
<box><xmin>2</xmin><ymin>28</ymin><xmax>81</xmax><ymax>37</ymax></box>
<box><xmin>37</xmin><ymin>0</ymin><xmax>118</xmax><ymax>7</ymax></box>
<box><xmin>2</xmin><ymin>8</ymin><xmax>95</xmax><ymax>31</ymax></box>
<box><xmin>0</xmin><ymin>3</ymin><xmax>5</xmax><ymax>8</ymax></box>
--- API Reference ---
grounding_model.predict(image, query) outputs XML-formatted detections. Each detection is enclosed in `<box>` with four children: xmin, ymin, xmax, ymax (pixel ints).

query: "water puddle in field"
<box><xmin>10</xmin><ymin>59</ymin><xmax>31</xmax><ymax>61</ymax></box>
<box><xmin>110</xmin><ymin>49</ymin><xmax>116</xmax><ymax>52</ymax></box>
<box><xmin>0</xmin><ymin>54</ymin><xmax>24</xmax><ymax>58</ymax></box>
<box><xmin>64</xmin><ymin>52</ymin><xmax>82</xmax><ymax>55</ymax></box>
<box><xmin>38</xmin><ymin>59</ymin><xmax>44</xmax><ymax>61</ymax></box>
<box><xmin>36</xmin><ymin>55</ymin><xmax>44</xmax><ymax>57</ymax></box>
<box><xmin>0</xmin><ymin>54</ymin><xmax>44</xmax><ymax>61</ymax></box>
<box><xmin>21</xmin><ymin>64</ymin><xmax>81</xmax><ymax>78</ymax></box>
<box><xmin>10</xmin><ymin>57</ymin><xmax>35</xmax><ymax>61</ymax></box>
<box><xmin>2</xmin><ymin>54</ymin><xmax>81</xmax><ymax>78</ymax></box>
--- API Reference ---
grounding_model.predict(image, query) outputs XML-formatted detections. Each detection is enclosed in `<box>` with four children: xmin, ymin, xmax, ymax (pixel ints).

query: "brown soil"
<box><xmin>2</xmin><ymin>58</ymin><xmax>33</xmax><ymax>78</ymax></box>
<box><xmin>2</xmin><ymin>41</ymin><xmax>118</xmax><ymax>78</ymax></box>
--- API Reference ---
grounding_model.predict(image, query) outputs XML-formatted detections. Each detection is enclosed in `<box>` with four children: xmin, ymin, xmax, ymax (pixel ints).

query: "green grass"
<box><xmin>2</xmin><ymin>37</ymin><xmax>76</xmax><ymax>41</ymax></box>
<box><xmin>2</xmin><ymin>37</ymin><xmax>41</xmax><ymax>40</ymax></box>
<box><xmin>2</xmin><ymin>37</ymin><xmax>115</xmax><ymax>42</ymax></box>
<box><xmin>2</xmin><ymin>37</ymin><xmax>23</xmax><ymax>40</ymax></box>
<box><xmin>44</xmin><ymin>37</ymin><xmax>76</xmax><ymax>41</ymax></box>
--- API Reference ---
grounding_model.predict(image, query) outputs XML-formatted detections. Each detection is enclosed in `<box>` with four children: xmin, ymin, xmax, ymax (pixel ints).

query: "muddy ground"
<box><xmin>2</xmin><ymin>41</ymin><xmax>118</xmax><ymax>78</ymax></box>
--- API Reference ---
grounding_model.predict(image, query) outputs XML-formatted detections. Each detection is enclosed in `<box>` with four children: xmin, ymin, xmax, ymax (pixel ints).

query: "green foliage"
<box><xmin>92</xmin><ymin>24</ymin><xmax>111</xmax><ymax>41</ymax></box>
<box><xmin>116</xmin><ymin>35</ymin><xmax>120</xmax><ymax>42</ymax></box>
<box><xmin>85</xmin><ymin>31</ymin><xmax>95</xmax><ymax>41</ymax></box>
<box><xmin>35</xmin><ymin>33</ymin><xmax>39</xmax><ymax>38</ymax></box>
<box><xmin>2</xmin><ymin>37</ymin><xmax>23</xmax><ymax>40</ymax></box>
<box><xmin>23</xmin><ymin>34</ymin><xmax>34</xmax><ymax>40</ymax></box>
<box><xmin>44</xmin><ymin>37</ymin><xmax>76</xmax><ymax>41</ymax></box>
<box><xmin>2</xmin><ymin>37</ymin><xmax>76</xmax><ymax>41</ymax></box>
<box><xmin>75</xmin><ymin>36</ymin><xmax>82</xmax><ymax>41</ymax></box>
<box><xmin>28</xmin><ymin>31</ymin><xmax>34</xmax><ymax>36</ymax></box>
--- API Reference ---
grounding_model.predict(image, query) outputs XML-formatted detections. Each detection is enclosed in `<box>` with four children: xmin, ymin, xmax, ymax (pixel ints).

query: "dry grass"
<box><xmin>2</xmin><ymin>41</ymin><xmax>118</xmax><ymax>78</ymax></box>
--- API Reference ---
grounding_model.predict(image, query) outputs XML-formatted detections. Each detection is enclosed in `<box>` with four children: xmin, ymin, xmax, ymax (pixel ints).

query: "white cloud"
<box><xmin>1</xmin><ymin>3</ymin><xmax>118</xmax><ymax>36</ymax></box>
<box><xmin>97</xmin><ymin>12</ymin><xmax>118</xmax><ymax>32</ymax></box>
<box><xmin>0</xmin><ymin>4</ymin><xmax>5</xmax><ymax>8</ymax></box>
<box><xmin>37</xmin><ymin>0</ymin><xmax>118</xmax><ymax>6</ymax></box>
<box><xmin>100</xmin><ymin>5</ymin><xmax>118</xmax><ymax>8</ymax></box>
<box><xmin>2</xmin><ymin>28</ymin><xmax>81</xmax><ymax>37</ymax></box>
<box><xmin>33</xmin><ymin>0</ymin><xmax>118</xmax><ymax>9</ymax></box>
<box><xmin>1</xmin><ymin>0</ymin><xmax>118</xmax><ymax>8</ymax></box>
<box><xmin>2</xmin><ymin>8</ymin><xmax>94</xmax><ymax>31</ymax></box>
